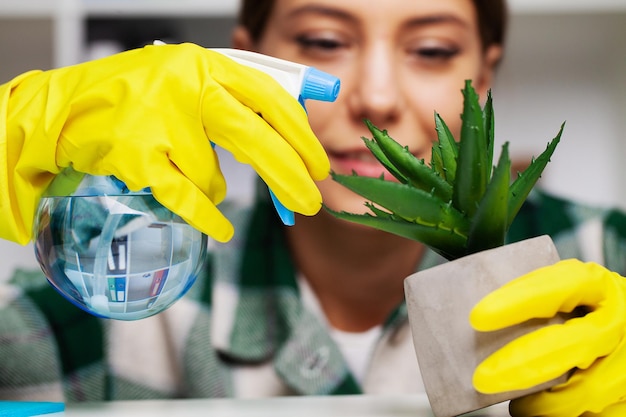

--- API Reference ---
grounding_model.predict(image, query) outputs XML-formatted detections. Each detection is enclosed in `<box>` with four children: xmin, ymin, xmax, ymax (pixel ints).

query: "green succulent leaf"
<box><xmin>483</xmin><ymin>90</ymin><xmax>495</xmax><ymax>180</ymax></box>
<box><xmin>454</xmin><ymin>80</ymin><xmax>489</xmax><ymax>217</ymax></box>
<box><xmin>361</xmin><ymin>136</ymin><xmax>409</xmax><ymax>184</ymax></box>
<box><xmin>432</xmin><ymin>112</ymin><xmax>458</xmax><ymax>185</ymax></box>
<box><xmin>507</xmin><ymin>122</ymin><xmax>564</xmax><ymax>228</ymax></box>
<box><xmin>364</xmin><ymin>120</ymin><xmax>453</xmax><ymax>202</ymax></box>
<box><xmin>330</xmin><ymin>172</ymin><xmax>468</xmax><ymax>232</ymax></box>
<box><xmin>325</xmin><ymin>206</ymin><xmax>468</xmax><ymax>260</ymax></box>
<box><xmin>466</xmin><ymin>142</ymin><xmax>511</xmax><ymax>254</ymax></box>
<box><xmin>327</xmin><ymin>79</ymin><xmax>562</xmax><ymax>261</ymax></box>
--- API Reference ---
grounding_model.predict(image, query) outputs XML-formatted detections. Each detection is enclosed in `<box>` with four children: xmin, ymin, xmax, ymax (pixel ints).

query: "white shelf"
<box><xmin>0</xmin><ymin>0</ymin><xmax>239</xmax><ymax>18</ymax></box>
<box><xmin>4</xmin><ymin>0</ymin><xmax>626</xmax><ymax>17</ymax></box>
<box><xmin>3</xmin><ymin>0</ymin><xmax>626</xmax><ymax>18</ymax></box>
<box><xmin>0</xmin><ymin>0</ymin><xmax>239</xmax><ymax>69</ymax></box>
<box><xmin>82</xmin><ymin>0</ymin><xmax>239</xmax><ymax>17</ymax></box>
<box><xmin>0</xmin><ymin>0</ymin><xmax>59</xmax><ymax>17</ymax></box>
<box><xmin>509</xmin><ymin>0</ymin><xmax>626</xmax><ymax>13</ymax></box>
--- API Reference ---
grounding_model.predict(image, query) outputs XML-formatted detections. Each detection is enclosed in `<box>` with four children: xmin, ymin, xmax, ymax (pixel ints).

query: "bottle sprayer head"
<box><xmin>301</xmin><ymin>67</ymin><xmax>341</xmax><ymax>102</ymax></box>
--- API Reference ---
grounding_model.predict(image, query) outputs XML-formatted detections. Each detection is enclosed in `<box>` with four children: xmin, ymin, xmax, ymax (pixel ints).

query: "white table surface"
<box><xmin>51</xmin><ymin>394</ymin><xmax>510</xmax><ymax>417</ymax></box>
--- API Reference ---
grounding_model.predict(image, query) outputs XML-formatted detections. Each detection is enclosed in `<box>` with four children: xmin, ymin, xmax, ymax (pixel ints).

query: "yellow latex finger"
<box><xmin>470</xmin><ymin>259</ymin><xmax>619</xmax><ymax>331</ymax></box>
<box><xmin>472</xmin><ymin>260</ymin><xmax>626</xmax><ymax>394</ymax></box>
<box><xmin>582</xmin><ymin>400</ymin><xmax>626</xmax><ymax>417</ymax></box>
<box><xmin>58</xmin><ymin>84</ymin><xmax>224</xmax><ymax>202</ymax></box>
<box><xmin>94</xmin><ymin>135</ymin><xmax>230</xmax><ymax>241</ymax></box>
<box><xmin>510</xmin><ymin>338</ymin><xmax>626</xmax><ymax>417</ymax></box>
<box><xmin>473</xmin><ymin>310</ymin><xmax>620</xmax><ymax>393</ymax></box>
<box><xmin>202</xmin><ymin>78</ymin><xmax>324</xmax><ymax>216</ymax></box>
<box><xmin>149</xmin><ymin>160</ymin><xmax>233</xmax><ymax>242</ymax></box>
<box><xmin>202</xmin><ymin>49</ymin><xmax>330</xmax><ymax>181</ymax></box>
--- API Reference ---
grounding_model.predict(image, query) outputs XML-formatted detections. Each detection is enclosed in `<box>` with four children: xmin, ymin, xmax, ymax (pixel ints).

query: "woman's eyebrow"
<box><xmin>404</xmin><ymin>14</ymin><xmax>471</xmax><ymax>30</ymax></box>
<box><xmin>285</xmin><ymin>5</ymin><xmax>357</xmax><ymax>24</ymax></box>
<box><xmin>284</xmin><ymin>7</ymin><xmax>470</xmax><ymax>32</ymax></box>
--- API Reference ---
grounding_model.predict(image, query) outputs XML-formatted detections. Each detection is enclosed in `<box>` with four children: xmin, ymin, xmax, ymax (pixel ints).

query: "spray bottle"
<box><xmin>33</xmin><ymin>48</ymin><xmax>340</xmax><ymax>321</ymax></box>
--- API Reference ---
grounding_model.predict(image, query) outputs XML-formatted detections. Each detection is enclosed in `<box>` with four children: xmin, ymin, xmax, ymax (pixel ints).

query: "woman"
<box><xmin>233</xmin><ymin>0</ymin><xmax>504</xmax><ymax>333</ymax></box>
<box><xmin>1</xmin><ymin>0</ymin><xmax>625</xmax><ymax>415</ymax></box>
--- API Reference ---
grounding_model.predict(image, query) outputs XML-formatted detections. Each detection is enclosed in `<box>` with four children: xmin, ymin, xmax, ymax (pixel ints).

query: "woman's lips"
<box><xmin>329</xmin><ymin>150</ymin><xmax>390</xmax><ymax>179</ymax></box>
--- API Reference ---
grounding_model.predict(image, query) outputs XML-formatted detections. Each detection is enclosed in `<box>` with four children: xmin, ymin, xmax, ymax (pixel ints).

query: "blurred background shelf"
<box><xmin>509</xmin><ymin>0</ymin><xmax>626</xmax><ymax>13</ymax></box>
<box><xmin>1</xmin><ymin>0</ymin><xmax>624</xmax><ymax>71</ymax></box>
<box><xmin>4</xmin><ymin>0</ymin><xmax>626</xmax><ymax>16</ymax></box>
<box><xmin>82</xmin><ymin>0</ymin><xmax>238</xmax><ymax>16</ymax></box>
<box><xmin>0</xmin><ymin>0</ymin><xmax>238</xmax><ymax>16</ymax></box>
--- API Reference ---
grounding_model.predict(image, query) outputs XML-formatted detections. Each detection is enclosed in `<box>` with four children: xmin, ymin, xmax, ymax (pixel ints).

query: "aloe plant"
<box><xmin>327</xmin><ymin>80</ymin><xmax>563</xmax><ymax>260</ymax></box>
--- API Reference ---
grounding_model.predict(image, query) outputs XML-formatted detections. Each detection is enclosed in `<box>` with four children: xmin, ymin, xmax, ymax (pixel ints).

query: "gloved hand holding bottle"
<box><xmin>0</xmin><ymin>42</ymin><xmax>331</xmax><ymax>245</ymax></box>
<box><xmin>470</xmin><ymin>259</ymin><xmax>626</xmax><ymax>416</ymax></box>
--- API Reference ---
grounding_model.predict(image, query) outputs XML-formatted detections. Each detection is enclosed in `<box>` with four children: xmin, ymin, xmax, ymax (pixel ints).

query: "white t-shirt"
<box><xmin>297</xmin><ymin>274</ymin><xmax>382</xmax><ymax>384</ymax></box>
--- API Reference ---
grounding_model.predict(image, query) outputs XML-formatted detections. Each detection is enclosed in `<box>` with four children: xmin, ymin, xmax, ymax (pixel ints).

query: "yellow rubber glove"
<box><xmin>470</xmin><ymin>259</ymin><xmax>626</xmax><ymax>417</ymax></box>
<box><xmin>0</xmin><ymin>42</ymin><xmax>330</xmax><ymax>245</ymax></box>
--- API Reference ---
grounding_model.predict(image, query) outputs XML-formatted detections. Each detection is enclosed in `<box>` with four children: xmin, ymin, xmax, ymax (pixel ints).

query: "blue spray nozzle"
<box><xmin>301</xmin><ymin>66</ymin><xmax>341</xmax><ymax>102</ymax></box>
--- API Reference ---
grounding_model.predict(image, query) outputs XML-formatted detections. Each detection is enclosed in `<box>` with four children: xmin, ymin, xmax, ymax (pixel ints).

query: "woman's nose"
<box><xmin>347</xmin><ymin>46</ymin><xmax>403</xmax><ymax>127</ymax></box>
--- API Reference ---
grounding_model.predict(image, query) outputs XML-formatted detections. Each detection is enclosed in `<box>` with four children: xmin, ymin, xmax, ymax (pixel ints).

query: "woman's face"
<box><xmin>234</xmin><ymin>0</ymin><xmax>501</xmax><ymax>214</ymax></box>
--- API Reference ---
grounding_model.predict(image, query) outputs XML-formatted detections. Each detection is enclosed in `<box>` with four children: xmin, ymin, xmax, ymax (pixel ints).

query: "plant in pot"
<box><xmin>326</xmin><ymin>80</ymin><xmax>565</xmax><ymax>417</ymax></box>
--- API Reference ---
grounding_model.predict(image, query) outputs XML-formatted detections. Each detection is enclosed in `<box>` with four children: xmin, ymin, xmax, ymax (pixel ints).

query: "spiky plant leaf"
<box><xmin>362</xmin><ymin>136</ymin><xmax>409</xmax><ymax>184</ymax></box>
<box><xmin>466</xmin><ymin>142</ymin><xmax>511</xmax><ymax>253</ymax></box>
<box><xmin>507</xmin><ymin>122</ymin><xmax>564</xmax><ymax>228</ymax></box>
<box><xmin>432</xmin><ymin>112</ymin><xmax>458</xmax><ymax>184</ymax></box>
<box><xmin>454</xmin><ymin>80</ymin><xmax>489</xmax><ymax>217</ymax></box>
<box><xmin>364</xmin><ymin>120</ymin><xmax>453</xmax><ymax>202</ymax></box>
<box><xmin>327</xmin><ymin>80</ymin><xmax>562</xmax><ymax>260</ymax></box>
<box><xmin>325</xmin><ymin>205</ymin><xmax>468</xmax><ymax>260</ymax></box>
<box><xmin>330</xmin><ymin>172</ymin><xmax>467</xmax><ymax>230</ymax></box>
<box><xmin>483</xmin><ymin>90</ymin><xmax>495</xmax><ymax>180</ymax></box>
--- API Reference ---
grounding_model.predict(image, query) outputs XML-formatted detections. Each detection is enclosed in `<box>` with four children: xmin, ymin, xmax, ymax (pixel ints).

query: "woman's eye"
<box><xmin>413</xmin><ymin>46</ymin><xmax>460</xmax><ymax>62</ymax></box>
<box><xmin>295</xmin><ymin>35</ymin><xmax>345</xmax><ymax>52</ymax></box>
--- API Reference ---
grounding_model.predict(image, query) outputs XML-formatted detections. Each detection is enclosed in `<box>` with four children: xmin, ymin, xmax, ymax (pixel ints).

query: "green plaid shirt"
<box><xmin>2</xmin><ymin>187</ymin><xmax>626</xmax><ymax>402</ymax></box>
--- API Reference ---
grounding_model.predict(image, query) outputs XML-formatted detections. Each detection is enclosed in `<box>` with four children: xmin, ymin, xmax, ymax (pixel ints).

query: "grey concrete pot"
<box><xmin>404</xmin><ymin>235</ymin><xmax>567</xmax><ymax>417</ymax></box>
